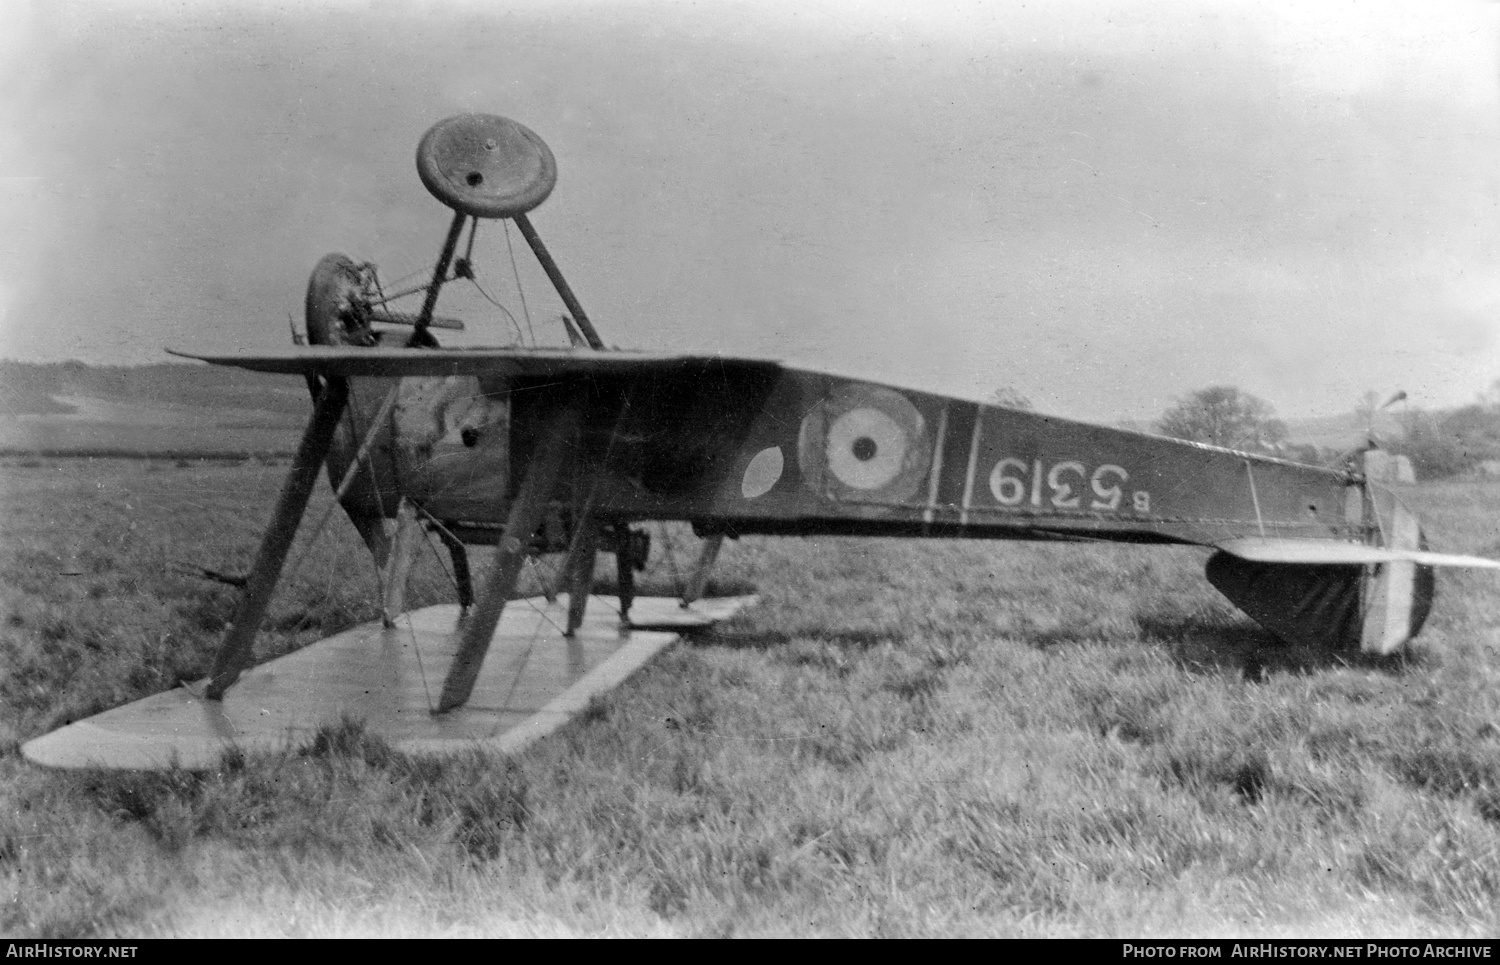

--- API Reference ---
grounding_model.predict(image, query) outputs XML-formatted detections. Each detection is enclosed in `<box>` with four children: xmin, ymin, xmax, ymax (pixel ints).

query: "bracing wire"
<box><xmin>404</xmin><ymin>609</ymin><xmax>436</xmax><ymax>715</ymax></box>
<box><xmin>351</xmin><ymin>382</ymin><xmax>395</xmax><ymax>563</ymax></box>
<box><xmin>468</xmin><ymin>276</ymin><xmax>527</xmax><ymax>343</ymax></box>
<box><xmin>407</xmin><ymin>502</ymin><xmax>570</xmax><ymax>634</ymax></box>
<box><xmin>518</xmin><ymin>557</ymin><xmax>571</xmax><ymax>636</ymax></box>
<box><xmin>276</xmin><ymin>384</ymin><xmax>400</xmax><ymax>602</ymax></box>
<box><xmin>366</xmin><ymin>266</ymin><xmax>433</xmax><ymax>306</ymax></box>
<box><xmin>401</xmin><ymin>522</ymin><xmax>488</xmax><ymax>713</ymax></box>
<box><xmin>503</xmin><ymin>220</ymin><xmax>537</xmax><ymax>346</ymax></box>
<box><xmin>361</xmin><ymin>224</ymin><xmax>536</xmax><ymax>347</ymax></box>
<box><xmin>377</xmin><ymin>257</ymin><xmax>434</xmax><ymax>292</ymax></box>
<box><xmin>413</xmin><ymin>520</ymin><xmax>463</xmax><ymax>602</ymax></box>
<box><xmin>462</xmin><ymin>216</ymin><xmax>479</xmax><ymax>268</ymax></box>
<box><xmin>655</xmin><ymin>521</ymin><xmax>687</xmax><ymax>599</ymax></box>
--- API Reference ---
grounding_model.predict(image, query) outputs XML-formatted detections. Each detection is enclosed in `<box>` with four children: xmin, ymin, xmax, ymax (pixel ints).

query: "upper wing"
<box><xmin>167</xmin><ymin>346</ymin><xmax>781</xmax><ymax>379</ymax></box>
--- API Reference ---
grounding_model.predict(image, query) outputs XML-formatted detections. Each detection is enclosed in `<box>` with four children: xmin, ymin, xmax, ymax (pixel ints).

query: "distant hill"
<box><xmin>0</xmin><ymin>361</ymin><xmax>310</xmax><ymax>416</ymax></box>
<box><xmin>1279</xmin><ymin>411</ymin><xmax>1403</xmax><ymax>452</ymax></box>
<box><xmin>1118</xmin><ymin>411</ymin><xmax>1401</xmax><ymax>453</ymax></box>
<box><xmin>0</xmin><ymin>360</ymin><xmax>311</xmax><ymax>457</ymax></box>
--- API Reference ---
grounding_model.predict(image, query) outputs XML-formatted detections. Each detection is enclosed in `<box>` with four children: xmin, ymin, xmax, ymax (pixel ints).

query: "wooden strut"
<box><xmin>435</xmin><ymin>400</ymin><xmax>585</xmax><ymax>713</ymax></box>
<box><xmin>1244</xmin><ymin>460</ymin><xmax>1267</xmax><ymax>538</ymax></box>
<box><xmin>425</xmin><ymin>520</ymin><xmax>474</xmax><ymax>610</ymax></box>
<box><xmin>613</xmin><ymin>522</ymin><xmax>636</xmax><ymax>626</ymax></box>
<box><xmin>513</xmin><ymin>212</ymin><xmax>605</xmax><ymax>350</ymax></box>
<box><xmin>681</xmin><ymin>534</ymin><xmax>725</xmax><ymax>607</ymax></box>
<box><xmin>561</xmin><ymin>520</ymin><xmax>600</xmax><ymax>636</ymax></box>
<box><xmin>410</xmin><ymin>210</ymin><xmax>469</xmax><ymax>346</ymax></box>
<box><xmin>380</xmin><ymin>499</ymin><xmax>421</xmax><ymax>626</ymax></box>
<box><xmin>206</xmin><ymin>376</ymin><xmax>351</xmax><ymax>699</ymax></box>
<box><xmin>555</xmin><ymin>390</ymin><xmax>636</xmax><ymax>633</ymax></box>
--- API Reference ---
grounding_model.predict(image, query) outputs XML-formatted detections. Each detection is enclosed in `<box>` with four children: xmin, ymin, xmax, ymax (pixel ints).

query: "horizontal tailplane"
<box><xmin>1214</xmin><ymin>537</ymin><xmax>1500</xmax><ymax>570</ymax></box>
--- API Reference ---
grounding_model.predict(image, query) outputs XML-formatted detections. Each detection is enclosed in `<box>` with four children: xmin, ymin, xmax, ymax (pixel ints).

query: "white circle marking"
<box><xmin>741</xmin><ymin>446</ymin><xmax>784</xmax><ymax>499</ymax></box>
<box><xmin>825</xmin><ymin>408</ymin><xmax>907</xmax><ymax>490</ymax></box>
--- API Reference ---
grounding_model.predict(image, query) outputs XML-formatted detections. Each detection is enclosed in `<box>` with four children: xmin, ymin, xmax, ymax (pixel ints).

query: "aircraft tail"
<box><xmin>1203</xmin><ymin>455</ymin><xmax>1485</xmax><ymax>654</ymax></box>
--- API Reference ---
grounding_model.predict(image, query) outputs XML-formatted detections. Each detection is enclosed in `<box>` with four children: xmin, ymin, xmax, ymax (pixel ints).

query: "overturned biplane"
<box><xmin>23</xmin><ymin>113</ymin><xmax>1500</xmax><ymax>769</ymax></box>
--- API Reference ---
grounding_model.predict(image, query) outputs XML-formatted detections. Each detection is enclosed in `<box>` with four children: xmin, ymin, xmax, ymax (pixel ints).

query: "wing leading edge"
<box><xmin>166</xmin><ymin>346</ymin><xmax>782</xmax><ymax>380</ymax></box>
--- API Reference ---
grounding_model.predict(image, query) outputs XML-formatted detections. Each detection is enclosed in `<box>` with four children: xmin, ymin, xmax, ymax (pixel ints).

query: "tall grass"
<box><xmin>0</xmin><ymin>460</ymin><xmax>1497</xmax><ymax>936</ymax></box>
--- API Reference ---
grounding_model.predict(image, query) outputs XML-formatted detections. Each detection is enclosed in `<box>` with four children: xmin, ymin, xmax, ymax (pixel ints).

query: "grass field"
<box><xmin>0</xmin><ymin>362</ymin><xmax>307</xmax><ymax>459</ymax></box>
<box><xmin>1</xmin><ymin>458</ymin><xmax>1499</xmax><ymax>937</ymax></box>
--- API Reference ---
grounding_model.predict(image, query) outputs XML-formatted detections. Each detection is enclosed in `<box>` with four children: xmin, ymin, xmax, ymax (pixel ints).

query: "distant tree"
<box><xmin>1281</xmin><ymin>442</ymin><xmax>1335</xmax><ymax>467</ymax></box>
<box><xmin>1389</xmin><ymin>409</ymin><xmax>1470</xmax><ymax>479</ymax></box>
<box><xmin>1156</xmin><ymin>385</ymin><xmax>1286</xmax><ymax>452</ymax></box>
<box><xmin>1434</xmin><ymin>405</ymin><xmax>1500</xmax><ymax>475</ymax></box>
<box><xmin>989</xmin><ymin>386</ymin><xmax>1034</xmax><ymax>410</ymax></box>
<box><xmin>1375</xmin><ymin>380</ymin><xmax>1500</xmax><ymax>478</ymax></box>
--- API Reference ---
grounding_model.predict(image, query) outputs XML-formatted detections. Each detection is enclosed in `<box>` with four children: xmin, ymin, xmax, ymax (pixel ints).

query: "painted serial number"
<box><xmin>987</xmin><ymin>458</ymin><xmax>1151</xmax><ymax>513</ymax></box>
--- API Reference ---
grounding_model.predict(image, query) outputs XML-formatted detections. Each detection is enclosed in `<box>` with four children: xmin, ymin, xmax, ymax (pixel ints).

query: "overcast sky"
<box><xmin>2</xmin><ymin>0</ymin><xmax>1497</xmax><ymax>422</ymax></box>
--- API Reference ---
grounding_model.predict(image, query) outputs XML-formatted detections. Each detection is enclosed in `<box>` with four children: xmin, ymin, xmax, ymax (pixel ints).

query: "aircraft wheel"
<box><xmin>416</xmin><ymin>114</ymin><xmax>557</xmax><ymax>219</ymax></box>
<box><xmin>305</xmin><ymin>253</ymin><xmax>376</xmax><ymax>346</ymax></box>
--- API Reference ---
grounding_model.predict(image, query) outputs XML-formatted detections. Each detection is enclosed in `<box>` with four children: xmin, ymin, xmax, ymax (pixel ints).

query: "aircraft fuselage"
<box><xmin>323</xmin><ymin>360</ymin><xmax>1362</xmax><ymax>551</ymax></box>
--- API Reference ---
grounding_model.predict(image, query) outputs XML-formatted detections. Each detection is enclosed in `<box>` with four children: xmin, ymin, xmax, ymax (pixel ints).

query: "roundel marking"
<box><xmin>798</xmin><ymin>384</ymin><xmax>931</xmax><ymax>504</ymax></box>
<box><xmin>826</xmin><ymin>407</ymin><xmax>907</xmax><ymax>490</ymax></box>
<box><xmin>741</xmin><ymin>446</ymin><xmax>784</xmax><ymax>499</ymax></box>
